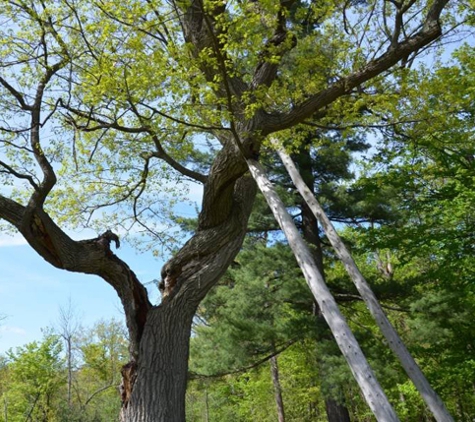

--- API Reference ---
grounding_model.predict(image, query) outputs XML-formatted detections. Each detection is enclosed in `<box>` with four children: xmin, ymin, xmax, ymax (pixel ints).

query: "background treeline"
<box><xmin>0</xmin><ymin>318</ymin><xmax>127</xmax><ymax>422</ymax></box>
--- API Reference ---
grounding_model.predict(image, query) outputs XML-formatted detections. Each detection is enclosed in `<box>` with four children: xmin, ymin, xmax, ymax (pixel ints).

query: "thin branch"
<box><xmin>138</xmin><ymin>102</ymin><xmax>229</xmax><ymax>132</ymax></box>
<box><xmin>20</xmin><ymin>0</ymin><xmax>71</xmax><ymax>209</ymax></box>
<box><xmin>87</xmin><ymin>128</ymin><xmax>109</xmax><ymax>163</ymax></box>
<box><xmin>357</xmin><ymin>1</ymin><xmax>377</xmax><ymax>52</ymax></box>
<box><xmin>131</xmin><ymin>154</ymin><xmax>153</xmax><ymax>223</ymax></box>
<box><xmin>151</xmin><ymin>134</ymin><xmax>208</xmax><ymax>183</ymax></box>
<box><xmin>334</xmin><ymin>293</ymin><xmax>409</xmax><ymax>312</ymax></box>
<box><xmin>95</xmin><ymin>2</ymin><xmax>169</xmax><ymax>46</ymax></box>
<box><xmin>144</xmin><ymin>0</ymin><xmax>173</xmax><ymax>43</ymax></box>
<box><xmin>0</xmin><ymin>76</ymin><xmax>32</xmax><ymax>111</ymax></box>
<box><xmin>0</xmin><ymin>160</ymin><xmax>39</xmax><ymax>189</ymax></box>
<box><xmin>188</xmin><ymin>339</ymin><xmax>297</xmax><ymax>379</ymax></box>
<box><xmin>122</xmin><ymin>74</ymin><xmax>208</xmax><ymax>184</ymax></box>
<box><xmin>302</xmin><ymin>117</ymin><xmax>429</xmax><ymax>131</ymax></box>
<box><xmin>40</xmin><ymin>97</ymin><xmax>62</xmax><ymax>128</ymax></box>
<box><xmin>0</xmin><ymin>137</ymin><xmax>34</xmax><ymax>152</ymax></box>
<box><xmin>23</xmin><ymin>392</ymin><xmax>40</xmax><ymax>422</ymax></box>
<box><xmin>62</xmin><ymin>102</ymin><xmax>149</xmax><ymax>133</ymax></box>
<box><xmin>82</xmin><ymin>383</ymin><xmax>114</xmax><ymax>408</ymax></box>
<box><xmin>63</xmin><ymin>0</ymin><xmax>99</xmax><ymax>61</ymax></box>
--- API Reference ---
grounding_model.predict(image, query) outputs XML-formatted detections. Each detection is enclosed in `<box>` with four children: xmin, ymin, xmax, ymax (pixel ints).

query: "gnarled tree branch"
<box><xmin>0</xmin><ymin>193</ymin><xmax>151</xmax><ymax>359</ymax></box>
<box><xmin>261</xmin><ymin>0</ymin><xmax>450</xmax><ymax>134</ymax></box>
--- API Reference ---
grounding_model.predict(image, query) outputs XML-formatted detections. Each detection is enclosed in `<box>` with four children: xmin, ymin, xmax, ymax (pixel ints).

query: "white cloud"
<box><xmin>0</xmin><ymin>233</ymin><xmax>27</xmax><ymax>247</ymax></box>
<box><xmin>0</xmin><ymin>325</ymin><xmax>26</xmax><ymax>335</ymax></box>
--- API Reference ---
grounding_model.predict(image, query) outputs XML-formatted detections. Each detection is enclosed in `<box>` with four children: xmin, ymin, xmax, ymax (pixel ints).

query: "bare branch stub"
<box><xmin>99</xmin><ymin>229</ymin><xmax>121</xmax><ymax>250</ymax></box>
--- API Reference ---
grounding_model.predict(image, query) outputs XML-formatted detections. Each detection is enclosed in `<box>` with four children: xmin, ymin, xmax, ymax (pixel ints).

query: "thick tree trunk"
<box><xmin>270</xmin><ymin>355</ymin><xmax>286</xmax><ymax>422</ymax></box>
<box><xmin>277</xmin><ymin>147</ymin><xmax>454</xmax><ymax>422</ymax></box>
<box><xmin>119</xmin><ymin>305</ymin><xmax>194</xmax><ymax>422</ymax></box>
<box><xmin>247</xmin><ymin>158</ymin><xmax>400</xmax><ymax>422</ymax></box>
<box><xmin>116</xmin><ymin>166</ymin><xmax>256</xmax><ymax>421</ymax></box>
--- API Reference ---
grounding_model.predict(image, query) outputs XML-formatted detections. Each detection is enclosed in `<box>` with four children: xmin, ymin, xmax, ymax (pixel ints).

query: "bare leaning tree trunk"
<box><xmin>247</xmin><ymin>159</ymin><xmax>400</xmax><ymax>422</ymax></box>
<box><xmin>276</xmin><ymin>146</ymin><xmax>454</xmax><ymax>422</ymax></box>
<box><xmin>58</xmin><ymin>301</ymin><xmax>79</xmax><ymax>410</ymax></box>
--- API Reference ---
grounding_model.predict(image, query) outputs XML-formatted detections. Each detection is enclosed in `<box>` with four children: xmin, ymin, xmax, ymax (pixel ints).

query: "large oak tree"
<box><xmin>0</xmin><ymin>0</ymin><xmax>457</xmax><ymax>420</ymax></box>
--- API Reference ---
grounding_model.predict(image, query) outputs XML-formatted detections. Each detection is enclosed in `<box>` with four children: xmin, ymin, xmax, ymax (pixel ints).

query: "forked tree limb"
<box><xmin>261</xmin><ymin>0</ymin><xmax>450</xmax><ymax>134</ymax></box>
<box><xmin>0</xmin><ymin>194</ymin><xmax>151</xmax><ymax>359</ymax></box>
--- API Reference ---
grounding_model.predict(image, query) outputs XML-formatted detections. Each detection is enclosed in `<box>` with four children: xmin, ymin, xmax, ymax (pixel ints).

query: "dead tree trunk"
<box><xmin>247</xmin><ymin>158</ymin><xmax>400</xmax><ymax>422</ymax></box>
<box><xmin>277</xmin><ymin>146</ymin><xmax>454</xmax><ymax>422</ymax></box>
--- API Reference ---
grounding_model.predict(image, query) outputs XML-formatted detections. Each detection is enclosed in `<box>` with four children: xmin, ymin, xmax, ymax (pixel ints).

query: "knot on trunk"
<box><xmin>159</xmin><ymin>262</ymin><xmax>182</xmax><ymax>300</ymax></box>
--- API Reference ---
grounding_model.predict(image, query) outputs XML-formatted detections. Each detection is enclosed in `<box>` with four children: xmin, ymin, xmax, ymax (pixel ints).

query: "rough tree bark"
<box><xmin>120</xmin><ymin>170</ymin><xmax>257</xmax><ymax>421</ymax></box>
<box><xmin>277</xmin><ymin>147</ymin><xmax>455</xmax><ymax>422</ymax></box>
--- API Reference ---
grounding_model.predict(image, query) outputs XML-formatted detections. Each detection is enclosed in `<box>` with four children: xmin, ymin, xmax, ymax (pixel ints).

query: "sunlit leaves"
<box><xmin>0</xmin><ymin>0</ymin><xmax>468</xmax><ymax>256</ymax></box>
<box><xmin>3</xmin><ymin>334</ymin><xmax>65</xmax><ymax>422</ymax></box>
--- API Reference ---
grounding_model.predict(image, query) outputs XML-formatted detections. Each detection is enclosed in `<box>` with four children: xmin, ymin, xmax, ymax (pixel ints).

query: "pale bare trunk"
<box><xmin>67</xmin><ymin>337</ymin><xmax>72</xmax><ymax>408</ymax></box>
<box><xmin>276</xmin><ymin>146</ymin><xmax>454</xmax><ymax>422</ymax></box>
<box><xmin>247</xmin><ymin>158</ymin><xmax>400</xmax><ymax>422</ymax></box>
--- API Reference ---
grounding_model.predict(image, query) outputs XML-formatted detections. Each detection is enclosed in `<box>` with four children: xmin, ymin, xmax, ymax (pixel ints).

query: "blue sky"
<box><xmin>0</xmin><ymin>159</ymin><xmax>202</xmax><ymax>354</ymax></box>
<box><xmin>0</xmin><ymin>232</ymin><xmax>165</xmax><ymax>354</ymax></box>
